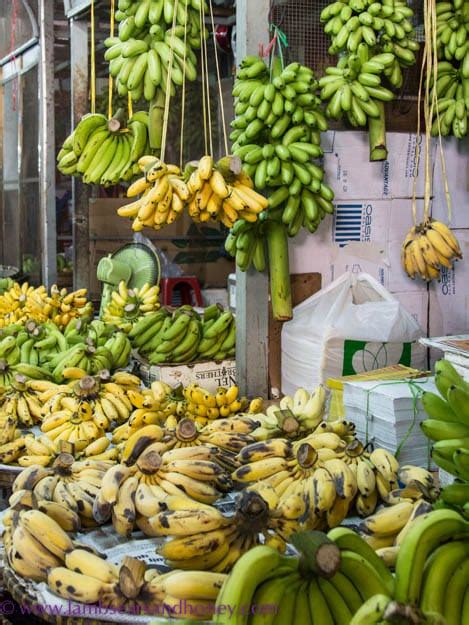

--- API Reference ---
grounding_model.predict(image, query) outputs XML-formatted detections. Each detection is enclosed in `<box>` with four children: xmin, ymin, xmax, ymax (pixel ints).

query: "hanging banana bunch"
<box><xmin>117</xmin><ymin>156</ymin><xmax>189</xmax><ymax>231</ymax></box>
<box><xmin>57</xmin><ymin>110</ymin><xmax>153</xmax><ymax>185</ymax></box>
<box><xmin>430</xmin><ymin>60</ymin><xmax>469</xmax><ymax>138</ymax></box>
<box><xmin>106</xmin><ymin>0</ymin><xmax>206</xmax><ymax>101</ymax></box>
<box><xmin>402</xmin><ymin>0</ymin><xmax>464</xmax><ymax>281</ymax></box>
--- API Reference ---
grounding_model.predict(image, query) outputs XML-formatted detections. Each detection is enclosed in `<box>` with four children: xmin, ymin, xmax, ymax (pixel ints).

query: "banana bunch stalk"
<box><xmin>321</xmin><ymin>0</ymin><xmax>418</xmax><ymax>64</ymax></box>
<box><xmin>39</xmin><ymin>371</ymin><xmax>144</xmax><ymax>440</ymax></box>
<box><xmin>9</xmin><ymin>456</ymin><xmax>115</xmax><ymax>531</ymax></box>
<box><xmin>186</xmin><ymin>155</ymin><xmax>268</xmax><ymax>229</ymax></box>
<box><xmin>430</xmin><ymin>58</ymin><xmax>469</xmax><ymax>137</ymax></box>
<box><xmin>118</xmin><ymin>156</ymin><xmax>189</xmax><ymax>231</ymax></box>
<box><xmin>94</xmin><ymin>443</ymin><xmax>231</xmax><ymax>536</ymax></box>
<box><xmin>183</xmin><ymin>383</ymin><xmax>249</xmax><ymax>425</ymax></box>
<box><xmin>212</xmin><ymin>528</ymin><xmax>395</xmax><ymax>625</ymax></box>
<box><xmin>106</xmin><ymin>0</ymin><xmax>206</xmax><ymax>102</ymax></box>
<box><xmin>401</xmin><ymin>219</ymin><xmax>463</xmax><ymax>281</ymax></box>
<box><xmin>0</xmin><ymin>282</ymin><xmax>92</xmax><ymax>330</ymax></box>
<box><xmin>57</xmin><ymin>111</ymin><xmax>153</xmax><ymax>185</ymax></box>
<box><xmin>421</xmin><ymin>359</ymin><xmax>469</xmax><ymax>486</ymax></box>
<box><xmin>102</xmin><ymin>280</ymin><xmax>160</xmax><ymax>332</ymax></box>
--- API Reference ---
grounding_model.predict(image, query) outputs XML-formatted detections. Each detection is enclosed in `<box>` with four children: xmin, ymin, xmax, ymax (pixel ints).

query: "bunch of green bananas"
<box><xmin>231</xmin><ymin>57</ymin><xmax>334</xmax><ymax>232</ymax></box>
<box><xmin>130</xmin><ymin>304</ymin><xmax>236</xmax><ymax>364</ymax></box>
<box><xmin>106</xmin><ymin>0</ymin><xmax>206</xmax><ymax>102</ymax></box>
<box><xmin>197</xmin><ymin>305</ymin><xmax>235</xmax><ymax>362</ymax></box>
<box><xmin>225</xmin><ymin>219</ymin><xmax>267</xmax><ymax>272</ymax></box>
<box><xmin>421</xmin><ymin>359</ymin><xmax>469</xmax><ymax>515</ymax></box>
<box><xmin>321</xmin><ymin>0</ymin><xmax>419</xmax><ymax>64</ymax></box>
<box><xmin>436</xmin><ymin>0</ymin><xmax>469</xmax><ymax>63</ymax></box>
<box><xmin>213</xmin><ymin>529</ymin><xmax>395</xmax><ymax>625</ymax></box>
<box><xmin>431</xmin><ymin>60</ymin><xmax>469</xmax><ymax>137</ymax></box>
<box><xmin>0</xmin><ymin>278</ymin><xmax>15</xmax><ymax>295</ymax></box>
<box><xmin>57</xmin><ymin>111</ymin><xmax>152</xmax><ymax>185</ymax></box>
<box><xmin>319</xmin><ymin>46</ymin><xmax>396</xmax><ymax>126</ymax></box>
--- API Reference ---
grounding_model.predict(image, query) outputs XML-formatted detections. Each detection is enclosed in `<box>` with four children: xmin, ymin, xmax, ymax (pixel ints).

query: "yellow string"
<box><xmin>199</xmin><ymin>1</ymin><xmax>208</xmax><ymax>155</ymax></box>
<box><xmin>90</xmin><ymin>0</ymin><xmax>96</xmax><ymax>114</ymax></box>
<box><xmin>179</xmin><ymin>1</ymin><xmax>189</xmax><ymax>170</ymax></box>
<box><xmin>161</xmin><ymin>0</ymin><xmax>180</xmax><ymax>161</ymax></box>
<box><xmin>430</xmin><ymin>0</ymin><xmax>452</xmax><ymax>223</ymax></box>
<box><xmin>108</xmin><ymin>0</ymin><xmax>115</xmax><ymax>119</ymax></box>
<box><xmin>412</xmin><ymin>45</ymin><xmax>425</xmax><ymax>226</ymax></box>
<box><xmin>201</xmin><ymin>9</ymin><xmax>213</xmax><ymax>156</ymax></box>
<box><xmin>208</xmin><ymin>0</ymin><xmax>229</xmax><ymax>156</ymax></box>
<box><xmin>423</xmin><ymin>0</ymin><xmax>432</xmax><ymax>222</ymax></box>
<box><xmin>128</xmin><ymin>92</ymin><xmax>133</xmax><ymax>119</ymax></box>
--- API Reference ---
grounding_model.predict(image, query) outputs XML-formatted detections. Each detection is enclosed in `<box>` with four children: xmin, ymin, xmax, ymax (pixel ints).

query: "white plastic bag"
<box><xmin>281</xmin><ymin>273</ymin><xmax>426</xmax><ymax>395</ymax></box>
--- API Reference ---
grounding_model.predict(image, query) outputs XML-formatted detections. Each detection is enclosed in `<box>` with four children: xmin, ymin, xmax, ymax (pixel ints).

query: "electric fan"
<box><xmin>96</xmin><ymin>240</ymin><xmax>161</xmax><ymax>317</ymax></box>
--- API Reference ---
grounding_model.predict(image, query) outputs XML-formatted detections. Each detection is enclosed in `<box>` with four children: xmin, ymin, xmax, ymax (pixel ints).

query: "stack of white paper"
<box><xmin>342</xmin><ymin>377</ymin><xmax>436</xmax><ymax>468</ymax></box>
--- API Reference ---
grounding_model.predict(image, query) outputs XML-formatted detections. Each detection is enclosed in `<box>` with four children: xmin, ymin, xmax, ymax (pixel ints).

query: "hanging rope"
<box><xmin>108</xmin><ymin>0</ymin><xmax>115</xmax><ymax>119</ymax></box>
<box><xmin>90</xmin><ymin>0</ymin><xmax>96</xmax><ymax>114</ymax></box>
<box><xmin>208</xmin><ymin>0</ymin><xmax>229</xmax><ymax>156</ymax></box>
<box><xmin>179</xmin><ymin>1</ymin><xmax>189</xmax><ymax>169</ymax></box>
<box><xmin>9</xmin><ymin>0</ymin><xmax>19</xmax><ymax>111</ymax></box>
<box><xmin>127</xmin><ymin>92</ymin><xmax>133</xmax><ymax>119</ymax></box>
<box><xmin>160</xmin><ymin>0</ymin><xmax>180</xmax><ymax>161</ymax></box>
<box><xmin>199</xmin><ymin>0</ymin><xmax>209</xmax><ymax>155</ymax></box>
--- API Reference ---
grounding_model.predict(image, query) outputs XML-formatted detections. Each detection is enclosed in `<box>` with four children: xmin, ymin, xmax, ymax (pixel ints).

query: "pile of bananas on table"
<box><xmin>101</xmin><ymin>280</ymin><xmax>160</xmax><ymax>333</ymax></box>
<box><xmin>105</xmin><ymin>0</ymin><xmax>206</xmax><ymax>102</ymax></box>
<box><xmin>130</xmin><ymin>303</ymin><xmax>236</xmax><ymax>365</ymax></box>
<box><xmin>319</xmin><ymin>0</ymin><xmax>418</xmax><ymax>124</ymax></box>
<box><xmin>0</xmin><ymin>282</ymin><xmax>92</xmax><ymax>330</ymax></box>
<box><xmin>0</xmin><ymin>317</ymin><xmax>132</xmax><ymax>386</ymax></box>
<box><xmin>117</xmin><ymin>154</ymin><xmax>268</xmax><ymax>232</ymax></box>
<box><xmin>57</xmin><ymin>111</ymin><xmax>152</xmax><ymax>185</ymax></box>
<box><xmin>432</xmin><ymin>0</ymin><xmax>469</xmax><ymax>137</ymax></box>
<box><xmin>401</xmin><ymin>218</ymin><xmax>463</xmax><ymax>281</ymax></box>
<box><xmin>230</xmin><ymin>57</ymin><xmax>334</xmax><ymax>237</ymax></box>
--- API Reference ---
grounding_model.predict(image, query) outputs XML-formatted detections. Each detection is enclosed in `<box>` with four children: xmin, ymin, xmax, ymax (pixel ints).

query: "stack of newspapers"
<box><xmin>342</xmin><ymin>377</ymin><xmax>436</xmax><ymax>468</ymax></box>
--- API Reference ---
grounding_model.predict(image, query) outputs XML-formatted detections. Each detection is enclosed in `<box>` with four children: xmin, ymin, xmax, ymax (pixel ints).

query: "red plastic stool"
<box><xmin>161</xmin><ymin>277</ymin><xmax>204</xmax><ymax>307</ymax></box>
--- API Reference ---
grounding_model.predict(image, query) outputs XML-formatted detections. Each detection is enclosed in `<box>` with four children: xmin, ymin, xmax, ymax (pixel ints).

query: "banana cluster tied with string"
<box><xmin>401</xmin><ymin>0</ymin><xmax>464</xmax><ymax>282</ymax></box>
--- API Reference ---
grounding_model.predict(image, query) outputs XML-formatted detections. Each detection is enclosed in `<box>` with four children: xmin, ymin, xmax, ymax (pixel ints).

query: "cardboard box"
<box><xmin>201</xmin><ymin>288</ymin><xmax>229</xmax><ymax>308</ymax></box>
<box><xmin>88</xmin><ymin>199</ymin><xmax>234</xmax><ymax>299</ymax></box>
<box><xmin>135</xmin><ymin>358</ymin><xmax>236</xmax><ymax>392</ymax></box>
<box><xmin>429</xmin><ymin>230</ymin><xmax>469</xmax><ymax>336</ymax></box>
<box><xmin>291</xmin><ymin>198</ymin><xmax>429</xmax><ymax>297</ymax></box>
<box><xmin>321</xmin><ymin>132</ymin><xmax>435</xmax><ymax>199</ymax></box>
<box><xmin>431</xmin><ymin>136</ymin><xmax>469</xmax><ymax>229</ymax></box>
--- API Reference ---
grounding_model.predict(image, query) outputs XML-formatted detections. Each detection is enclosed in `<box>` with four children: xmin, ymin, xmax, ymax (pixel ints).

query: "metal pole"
<box><xmin>235</xmin><ymin>0</ymin><xmax>271</xmax><ymax>397</ymax></box>
<box><xmin>70</xmin><ymin>17</ymin><xmax>90</xmax><ymax>291</ymax></box>
<box><xmin>38</xmin><ymin>0</ymin><xmax>57</xmax><ymax>287</ymax></box>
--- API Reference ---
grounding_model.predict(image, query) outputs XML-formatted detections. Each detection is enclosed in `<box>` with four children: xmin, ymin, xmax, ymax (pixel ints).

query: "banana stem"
<box><xmin>149</xmin><ymin>91</ymin><xmax>165</xmax><ymax>151</ymax></box>
<box><xmin>108</xmin><ymin>108</ymin><xmax>127</xmax><ymax>133</ymax></box>
<box><xmin>369</xmin><ymin>101</ymin><xmax>388</xmax><ymax>162</ymax></box>
<box><xmin>266</xmin><ymin>222</ymin><xmax>292</xmax><ymax>321</ymax></box>
<box><xmin>291</xmin><ymin>531</ymin><xmax>341</xmax><ymax>579</ymax></box>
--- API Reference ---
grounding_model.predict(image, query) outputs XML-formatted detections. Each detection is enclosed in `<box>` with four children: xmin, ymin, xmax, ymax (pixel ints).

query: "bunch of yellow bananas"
<box><xmin>150</xmin><ymin>487</ymin><xmax>310</xmax><ymax>573</ymax></box>
<box><xmin>101</xmin><ymin>280</ymin><xmax>160</xmax><ymax>333</ymax></box>
<box><xmin>187</xmin><ymin>155</ymin><xmax>268</xmax><ymax>229</ymax></box>
<box><xmin>0</xmin><ymin>282</ymin><xmax>92</xmax><ymax>330</ymax></box>
<box><xmin>0</xmin><ymin>416</ymin><xmax>27</xmax><ymax>465</ymax></box>
<box><xmin>401</xmin><ymin>219</ymin><xmax>463</xmax><ymax>281</ymax></box>
<box><xmin>39</xmin><ymin>371</ymin><xmax>144</xmax><ymax>444</ymax></box>
<box><xmin>183</xmin><ymin>384</ymin><xmax>253</xmax><ymax>426</ymax></box>
<box><xmin>94</xmin><ymin>428</ymin><xmax>233</xmax><ymax>536</ymax></box>
<box><xmin>232</xmin><ymin>425</ymin><xmax>409</xmax><ymax>531</ymax></box>
<box><xmin>8</xmin><ymin>456</ymin><xmax>116</xmax><ymax>533</ymax></box>
<box><xmin>0</xmin><ymin>374</ymin><xmax>45</xmax><ymax>428</ymax></box>
<box><xmin>19</xmin><ymin>433</ymin><xmax>118</xmax><ymax>468</ymax></box>
<box><xmin>117</xmin><ymin>156</ymin><xmax>189</xmax><ymax>231</ymax></box>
